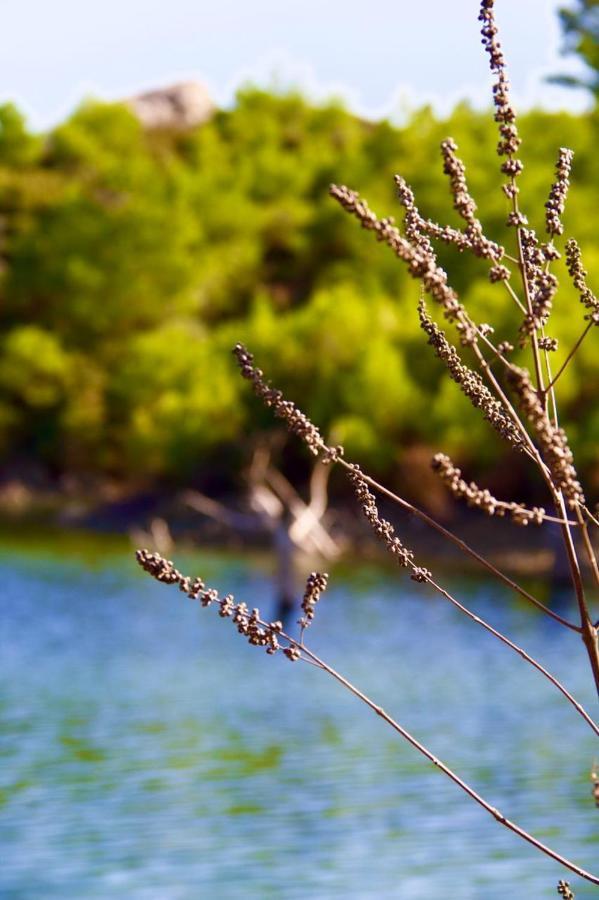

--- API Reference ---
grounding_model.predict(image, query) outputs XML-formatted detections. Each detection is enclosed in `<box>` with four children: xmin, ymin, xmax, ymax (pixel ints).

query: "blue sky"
<box><xmin>2</xmin><ymin>0</ymin><xmax>589</xmax><ymax>130</ymax></box>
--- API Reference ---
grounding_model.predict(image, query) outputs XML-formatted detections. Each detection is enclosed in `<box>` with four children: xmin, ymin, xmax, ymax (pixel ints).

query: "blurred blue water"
<box><xmin>1</xmin><ymin>535</ymin><xmax>597</xmax><ymax>898</ymax></box>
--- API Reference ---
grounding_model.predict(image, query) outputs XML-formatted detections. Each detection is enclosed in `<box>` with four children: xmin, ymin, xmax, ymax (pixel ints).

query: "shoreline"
<box><xmin>0</xmin><ymin>479</ymin><xmax>582</xmax><ymax>582</ymax></box>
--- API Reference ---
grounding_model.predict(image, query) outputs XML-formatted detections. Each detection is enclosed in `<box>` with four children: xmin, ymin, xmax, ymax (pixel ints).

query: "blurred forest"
<box><xmin>1</xmin><ymin>87</ymin><xmax>598</xmax><ymax>503</ymax></box>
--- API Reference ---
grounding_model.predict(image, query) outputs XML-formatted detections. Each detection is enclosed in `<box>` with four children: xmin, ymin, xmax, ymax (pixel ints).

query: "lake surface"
<box><xmin>1</xmin><ymin>530</ymin><xmax>598</xmax><ymax>898</ymax></box>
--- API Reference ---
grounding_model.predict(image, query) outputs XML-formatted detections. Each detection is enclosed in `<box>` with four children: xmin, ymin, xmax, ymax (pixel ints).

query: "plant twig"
<box><xmin>300</xmin><ymin>644</ymin><xmax>599</xmax><ymax>886</ymax></box>
<box><xmin>544</xmin><ymin>320</ymin><xmax>593</xmax><ymax>393</ymax></box>
<box><xmin>135</xmin><ymin>550</ymin><xmax>599</xmax><ymax>887</ymax></box>
<box><xmin>336</xmin><ymin>459</ymin><xmax>579</xmax><ymax>631</ymax></box>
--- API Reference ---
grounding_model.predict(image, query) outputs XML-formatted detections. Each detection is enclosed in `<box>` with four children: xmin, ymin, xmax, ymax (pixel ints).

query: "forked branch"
<box><xmin>135</xmin><ymin>550</ymin><xmax>599</xmax><ymax>887</ymax></box>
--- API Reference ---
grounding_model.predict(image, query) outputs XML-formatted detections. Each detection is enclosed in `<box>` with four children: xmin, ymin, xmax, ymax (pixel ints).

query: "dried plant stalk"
<box><xmin>136</xmin><ymin>550</ymin><xmax>599</xmax><ymax>885</ymax></box>
<box><xmin>136</xmin><ymin>0</ymin><xmax>599</xmax><ymax>889</ymax></box>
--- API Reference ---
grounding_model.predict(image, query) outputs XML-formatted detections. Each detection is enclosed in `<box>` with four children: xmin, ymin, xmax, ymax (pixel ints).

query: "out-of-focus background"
<box><xmin>2</xmin><ymin>2</ymin><xmax>599</xmax><ymax>897</ymax></box>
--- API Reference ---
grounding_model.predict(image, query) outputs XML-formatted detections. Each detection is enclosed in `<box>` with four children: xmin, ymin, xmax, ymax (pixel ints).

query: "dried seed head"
<box><xmin>497</xmin><ymin>341</ymin><xmax>514</xmax><ymax>355</ymax></box>
<box><xmin>348</xmin><ymin>465</ymin><xmax>415</xmax><ymax>568</ymax></box>
<box><xmin>517</xmin><ymin>230</ymin><xmax>558</xmax><ymax>344</ymax></box>
<box><xmin>432</xmin><ymin>452</ymin><xmax>546</xmax><ymax>525</ymax></box>
<box><xmin>419</xmin><ymin>301</ymin><xmax>524</xmax><ymax>450</ymax></box>
<box><xmin>508</xmin><ymin>368</ymin><xmax>585</xmax><ymax>508</ymax></box>
<box><xmin>565</xmin><ymin>239</ymin><xmax>599</xmax><ymax>321</ymax></box>
<box><xmin>410</xmin><ymin>567</ymin><xmax>431</xmax><ymax>583</ymax></box>
<box><xmin>300</xmin><ymin>571</ymin><xmax>329</xmax><ymax>627</ymax></box>
<box><xmin>136</xmin><ymin>550</ymin><xmax>297</xmax><ymax>657</ymax></box>
<box><xmin>538</xmin><ymin>336</ymin><xmax>558</xmax><ymax>352</ymax></box>
<box><xmin>557</xmin><ymin>881</ymin><xmax>575</xmax><ymax>899</ymax></box>
<box><xmin>396</xmin><ymin>165</ymin><xmax>503</xmax><ymax>262</ymax></box>
<box><xmin>232</xmin><ymin>344</ymin><xmax>342</xmax><ymax>461</ymax></box>
<box><xmin>489</xmin><ymin>264</ymin><xmax>511</xmax><ymax>283</ymax></box>
<box><xmin>331</xmin><ymin>183</ymin><xmax>465</xmax><ymax>322</ymax></box>
<box><xmin>545</xmin><ymin>148</ymin><xmax>574</xmax><ymax>237</ymax></box>
<box><xmin>440</xmin><ymin>138</ymin><xmax>477</xmax><ymax>226</ymax></box>
<box><xmin>479</xmin><ymin>0</ymin><xmax>522</xmax><ymax>190</ymax></box>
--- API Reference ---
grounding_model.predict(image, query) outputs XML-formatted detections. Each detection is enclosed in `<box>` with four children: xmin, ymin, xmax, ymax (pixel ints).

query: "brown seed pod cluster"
<box><xmin>347</xmin><ymin>465</ymin><xmax>415</xmax><ymax>568</ymax></box>
<box><xmin>545</xmin><ymin>148</ymin><xmax>574</xmax><ymax>237</ymax></box>
<box><xmin>432</xmin><ymin>452</ymin><xmax>545</xmax><ymax>525</ymax></box>
<box><xmin>299</xmin><ymin>571</ymin><xmax>328</xmax><ymax>630</ymax></box>
<box><xmin>508</xmin><ymin>368</ymin><xmax>585</xmax><ymax>508</ymax></box>
<box><xmin>565</xmin><ymin>239</ymin><xmax>599</xmax><ymax>323</ymax></box>
<box><xmin>478</xmin><ymin>0</ymin><xmax>523</xmax><ymax>193</ymax></box>
<box><xmin>557</xmin><ymin>881</ymin><xmax>575</xmax><ymax>899</ymax></box>
<box><xmin>136</xmin><ymin>549</ymin><xmax>286</xmax><ymax>656</ymax></box>
<box><xmin>518</xmin><ymin>230</ymin><xmax>558</xmax><ymax>345</ymax></box>
<box><xmin>396</xmin><ymin>165</ymin><xmax>503</xmax><ymax>262</ymax></box>
<box><xmin>330</xmin><ymin>183</ymin><xmax>464</xmax><ymax>322</ymax></box>
<box><xmin>418</xmin><ymin>301</ymin><xmax>524</xmax><ymax>450</ymax></box>
<box><xmin>233</xmin><ymin>343</ymin><xmax>341</xmax><ymax>461</ymax></box>
<box><xmin>489</xmin><ymin>264</ymin><xmax>511</xmax><ymax>283</ymax></box>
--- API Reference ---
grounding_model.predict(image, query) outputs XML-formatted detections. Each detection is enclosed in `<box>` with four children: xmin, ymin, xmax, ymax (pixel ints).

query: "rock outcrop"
<box><xmin>128</xmin><ymin>82</ymin><xmax>214</xmax><ymax>130</ymax></box>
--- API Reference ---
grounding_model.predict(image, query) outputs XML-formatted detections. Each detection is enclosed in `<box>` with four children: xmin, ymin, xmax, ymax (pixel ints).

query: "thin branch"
<box><xmin>499</xmin><ymin>276</ymin><xmax>527</xmax><ymax>315</ymax></box>
<box><xmin>582</xmin><ymin>505</ymin><xmax>599</xmax><ymax>530</ymax></box>
<box><xmin>425</xmin><ymin>573</ymin><xmax>599</xmax><ymax>737</ymax></box>
<box><xmin>346</xmin><ymin>468</ymin><xmax>598</xmax><ymax>735</ymax></box>
<box><xmin>544</xmin><ymin>320</ymin><xmax>593</xmax><ymax>394</ymax></box>
<box><xmin>337</xmin><ymin>458</ymin><xmax>580</xmax><ymax>631</ymax></box>
<box><xmin>504</xmin><ymin>252</ymin><xmax>520</xmax><ymax>265</ymax></box>
<box><xmin>299</xmin><ymin>644</ymin><xmax>599</xmax><ymax>886</ymax></box>
<box><xmin>515</xmin><ymin>223</ymin><xmax>546</xmax><ymax>399</ymax></box>
<box><xmin>136</xmin><ymin>550</ymin><xmax>599</xmax><ymax>886</ymax></box>
<box><xmin>575</xmin><ymin>506</ymin><xmax>599</xmax><ymax>595</ymax></box>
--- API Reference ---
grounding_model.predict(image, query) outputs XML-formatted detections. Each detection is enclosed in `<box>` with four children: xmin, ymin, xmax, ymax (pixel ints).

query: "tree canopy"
<box><xmin>1</xmin><ymin>92</ymin><xmax>598</xmax><ymax>493</ymax></box>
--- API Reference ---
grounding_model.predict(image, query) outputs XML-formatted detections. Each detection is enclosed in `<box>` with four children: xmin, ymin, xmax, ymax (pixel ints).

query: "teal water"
<box><xmin>1</xmin><ymin>532</ymin><xmax>598</xmax><ymax>898</ymax></box>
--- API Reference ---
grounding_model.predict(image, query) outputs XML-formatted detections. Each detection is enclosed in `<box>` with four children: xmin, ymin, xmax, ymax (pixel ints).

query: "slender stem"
<box><xmin>424</xmin><ymin>573</ymin><xmax>599</xmax><ymax>736</ymax></box>
<box><xmin>582</xmin><ymin>504</ymin><xmax>599</xmax><ymax>530</ymax></box>
<box><xmin>515</xmin><ymin>227</ymin><xmax>546</xmax><ymax>398</ymax></box>
<box><xmin>336</xmin><ymin>458</ymin><xmax>580</xmax><ymax>632</ymax></box>
<box><xmin>299</xmin><ymin>644</ymin><xmax>599</xmax><ymax>886</ymax></box>
<box><xmin>469</xmin><ymin>340</ymin><xmax>547</xmax><ymax>470</ymax></box>
<box><xmin>500</xmin><ymin>277</ymin><xmax>527</xmax><ymax>315</ymax></box>
<box><xmin>138</xmin><ymin>552</ymin><xmax>599</xmax><ymax>885</ymax></box>
<box><xmin>509</xmin><ymin>205</ymin><xmax>599</xmax><ymax>694</ymax></box>
<box><xmin>541</xmin><ymin>330</ymin><xmax>559</xmax><ymax>428</ymax></box>
<box><xmin>475</xmin><ymin>325</ymin><xmax>519</xmax><ymax>372</ymax></box>
<box><xmin>576</xmin><ymin>505</ymin><xmax>599</xmax><ymax>596</ymax></box>
<box><xmin>554</xmin><ymin>491</ymin><xmax>599</xmax><ymax>697</ymax></box>
<box><xmin>544</xmin><ymin>320</ymin><xmax>593</xmax><ymax>394</ymax></box>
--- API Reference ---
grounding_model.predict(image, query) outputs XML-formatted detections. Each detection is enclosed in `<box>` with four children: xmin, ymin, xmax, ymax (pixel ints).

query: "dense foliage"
<box><xmin>1</xmin><ymin>91</ymin><xmax>598</xmax><ymax>491</ymax></box>
<box><xmin>551</xmin><ymin>0</ymin><xmax>599</xmax><ymax>98</ymax></box>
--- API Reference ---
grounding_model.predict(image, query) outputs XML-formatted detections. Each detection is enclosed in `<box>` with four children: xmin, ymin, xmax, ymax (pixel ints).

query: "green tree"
<box><xmin>549</xmin><ymin>0</ymin><xmax>599</xmax><ymax>99</ymax></box>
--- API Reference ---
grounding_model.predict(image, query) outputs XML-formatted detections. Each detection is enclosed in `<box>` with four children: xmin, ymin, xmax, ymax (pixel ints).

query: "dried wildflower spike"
<box><xmin>489</xmin><ymin>264</ymin><xmax>511</xmax><ymax>283</ymax></box>
<box><xmin>432</xmin><ymin>452</ymin><xmax>545</xmax><ymax>525</ymax></box>
<box><xmin>565</xmin><ymin>239</ymin><xmax>599</xmax><ymax>322</ymax></box>
<box><xmin>545</xmin><ymin>148</ymin><xmax>574</xmax><ymax>237</ymax></box>
<box><xmin>394</xmin><ymin>175</ymin><xmax>436</xmax><ymax>254</ymax></box>
<box><xmin>418</xmin><ymin>300</ymin><xmax>524</xmax><ymax>450</ymax></box>
<box><xmin>508</xmin><ymin>368</ymin><xmax>585</xmax><ymax>509</ymax></box>
<box><xmin>557</xmin><ymin>881</ymin><xmax>575</xmax><ymax>899</ymax></box>
<box><xmin>232</xmin><ymin>343</ymin><xmax>341</xmax><ymax>460</ymax></box>
<box><xmin>330</xmin><ymin>183</ymin><xmax>464</xmax><ymax>322</ymax></box>
<box><xmin>299</xmin><ymin>571</ymin><xmax>328</xmax><ymax>629</ymax></box>
<box><xmin>518</xmin><ymin>229</ymin><xmax>558</xmax><ymax>345</ymax></box>
<box><xmin>348</xmin><ymin>465</ymin><xmax>416</xmax><ymax>568</ymax></box>
<box><xmin>440</xmin><ymin>138</ymin><xmax>477</xmax><ymax>226</ymax></box>
<box><xmin>136</xmin><ymin>549</ymin><xmax>292</xmax><ymax>657</ymax></box>
<box><xmin>439</xmin><ymin>139</ymin><xmax>505</xmax><ymax>260</ymax></box>
<box><xmin>396</xmin><ymin>170</ymin><xmax>503</xmax><ymax>262</ymax></box>
<box><xmin>478</xmin><ymin>0</ymin><xmax>523</xmax><ymax>196</ymax></box>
